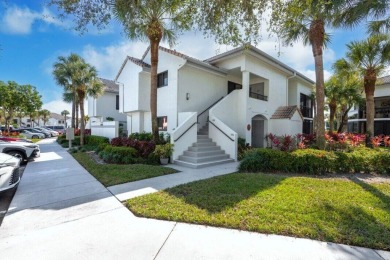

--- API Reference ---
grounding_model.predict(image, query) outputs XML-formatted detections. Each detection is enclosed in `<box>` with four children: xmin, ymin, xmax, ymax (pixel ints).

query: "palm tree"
<box><xmin>334</xmin><ymin>34</ymin><xmax>390</xmax><ymax>137</ymax></box>
<box><xmin>113</xmin><ymin>0</ymin><xmax>192</xmax><ymax>141</ymax></box>
<box><xmin>53</xmin><ymin>54</ymin><xmax>82</xmax><ymax>128</ymax></box>
<box><xmin>72</xmin><ymin>56</ymin><xmax>103</xmax><ymax>145</ymax></box>
<box><xmin>325</xmin><ymin>77</ymin><xmax>341</xmax><ymax>133</ymax></box>
<box><xmin>40</xmin><ymin>109</ymin><xmax>51</xmax><ymax>126</ymax></box>
<box><xmin>61</xmin><ymin>110</ymin><xmax>70</xmax><ymax>128</ymax></box>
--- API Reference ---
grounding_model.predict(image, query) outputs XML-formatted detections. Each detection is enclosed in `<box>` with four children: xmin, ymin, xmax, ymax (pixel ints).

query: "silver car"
<box><xmin>20</xmin><ymin>130</ymin><xmax>45</xmax><ymax>139</ymax></box>
<box><xmin>0</xmin><ymin>153</ymin><xmax>20</xmax><ymax>193</ymax></box>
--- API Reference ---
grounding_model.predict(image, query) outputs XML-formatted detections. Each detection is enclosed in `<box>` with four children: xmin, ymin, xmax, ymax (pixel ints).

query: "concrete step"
<box><xmin>183</xmin><ymin>150</ymin><xmax>225</xmax><ymax>157</ymax></box>
<box><xmin>197</xmin><ymin>138</ymin><xmax>212</xmax><ymax>143</ymax></box>
<box><xmin>192</xmin><ymin>142</ymin><xmax>216</xmax><ymax>147</ymax></box>
<box><xmin>188</xmin><ymin>146</ymin><xmax>221</xmax><ymax>152</ymax></box>
<box><xmin>174</xmin><ymin>158</ymin><xmax>235</xmax><ymax>169</ymax></box>
<box><xmin>197</xmin><ymin>135</ymin><xmax>209</xmax><ymax>139</ymax></box>
<box><xmin>197</xmin><ymin>131</ymin><xmax>209</xmax><ymax>135</ymax></box>
<box><xmin>178</xmin><ymin>154</ymin><xmax>230</xmax><ymax>164</ymax></box>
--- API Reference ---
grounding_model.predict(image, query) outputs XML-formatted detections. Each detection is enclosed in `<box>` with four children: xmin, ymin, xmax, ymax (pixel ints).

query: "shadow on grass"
<box><xmin>350</xmin><ymin>177</ymin><xmax>390</xmax><ymax>212</ymax></box>
<box><xmin>319</xmin><ymin>203</ymin><xmax>390</xmax><ymax>250</ymax></box>
<box><xmin>166</xmin><ymin>173</ymin><xmax>286</xmax><ymax>214</ymax></box>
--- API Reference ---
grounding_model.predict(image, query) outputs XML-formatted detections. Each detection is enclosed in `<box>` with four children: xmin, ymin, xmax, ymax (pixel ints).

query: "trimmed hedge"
<box><xmin>99</xmin><ymin>145</ymin><xmax>137</xmax><ymax>164</ymax></box>
<box><xmin>85</xmin><ymin>135</ymin><xmax>109</xmax><ymax>146</ymax></box>
<box><xmin>239</xmin><ymin>148</ymin><xmax>390</xmax><ymax>174</ymax></box>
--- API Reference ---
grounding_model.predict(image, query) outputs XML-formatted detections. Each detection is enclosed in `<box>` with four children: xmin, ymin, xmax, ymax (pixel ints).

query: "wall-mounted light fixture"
<box><xmin>186</xmin><ymin>92</ymin><xmax>190</xmax><ymax>100</ymax></box>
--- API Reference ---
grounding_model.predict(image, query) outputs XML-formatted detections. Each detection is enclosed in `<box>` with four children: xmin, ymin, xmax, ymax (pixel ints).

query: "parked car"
<box><xmin>33</xmin><ymin>127</ymin><xmax>55</xmax><ymax>137</ymax></box>
<box><xmin>19</xmin><ymin>130</ymin><xmax>45</xmax><ymax>139</ymax></box>
<box><xmin>46</xmin><ymin>126</ymin><xmax>66</xmax><ymax>135</ymax></box>
<box><xmin>0</xmin><ymin>152</ymin><xmax>21</xmax><ymax>193</ymax></box>
<box><xmin>0</xmin><ymin>140</ymin><xmax>40</xmax><ymax>163</ymax></box>
<box><xmin>37</xmin><ymin>127</ymin><xmax>59</xmax><ymax>137</ymax></box>
<box><xmin>0</xmin><ymin>136</ymin><xmax>33</xmax><ymax>143</ymax></box>
<box><xmin>21</xmin><ymin>128</ymin><xmax>50</xmax><ymax>138</ymax></box>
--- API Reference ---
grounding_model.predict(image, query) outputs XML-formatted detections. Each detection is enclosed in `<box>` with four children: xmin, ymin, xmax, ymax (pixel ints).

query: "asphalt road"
<box><xmin>0</xmin><ymin>166</ymin><xmax>25</xmax><ymax>226</ymax></box>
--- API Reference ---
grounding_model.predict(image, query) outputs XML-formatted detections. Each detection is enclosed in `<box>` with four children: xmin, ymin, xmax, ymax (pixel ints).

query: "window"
<box><xmin>227</xmin><ymin>81</ymin><xmax>242</xmax><ymax>94</ymax></box>
<box><xmin>157</xmin><ymin>116</ymin><xmax>168</xmax><ymax>131</ymax></box>
<box><xmin>249</xmin><ymin>82</ymin><xmax>268</xmax><ymax>101</ymax></box>
<box><xmin>302</xmin><ymin>119</ymin><xmax>313</xmax><ymax>134</ymax></box>
<box><xmin>300</xmin><ymin>93</ymin><xmax>313</xmax><ymax>118</ymax></box>
<box><xmin>116</xmin><ymin>95</ymin><xmax>119</xmax><ymax>110</ymax></box>
<box><xmin>157</xmin><ymin>71</ymin><xmax>168</xmax><ymax>88</ymax></box>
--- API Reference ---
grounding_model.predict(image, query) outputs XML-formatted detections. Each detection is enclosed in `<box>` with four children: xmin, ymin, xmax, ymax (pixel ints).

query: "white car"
<box><xmin>39</xmin><ymin>127</ymin><xmax>59</xmax><ymax>137</ymax></box>
<box><xmin>0</xmin><ymin>153</ymin><xmax>21</xmax><ymax>193</ymax></box>
<box><xmin>19</xmin><ymin>130</ymin><xmax>45</xmax><ymax>139</ymax></box>
<box><xmin>0</xmin><ymin>140</ymin><xmax>40</xmax><ymax>162</ymax></box>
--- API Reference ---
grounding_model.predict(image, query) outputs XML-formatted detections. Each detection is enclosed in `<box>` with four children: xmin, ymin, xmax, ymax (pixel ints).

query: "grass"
<box><xmin>127</xmin><ymin>173</ymin><xmax>390</xmax><ymax>250</ymax></box>
<box><xmin>72</xmin><ymin>152</ymin><xmax>178</xmax><ymax>187</ymax></box>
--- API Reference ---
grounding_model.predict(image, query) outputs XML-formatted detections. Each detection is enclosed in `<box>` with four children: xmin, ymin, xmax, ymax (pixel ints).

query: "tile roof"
<box><xmin>271</xmin><ymin>106</ymin><xmax>303</xmax><ymax>120</ymax></box>
<box><xmin>115</xmin><ymin>56</ymin><xmax>151</xmax><ymax>81</ymax></box>
<box><xmin>50</xmin><ymin>112</ymin><xmax>70</xmax><ymax>120</ymax></box>
<box><xmin>99</xmin><ymin>78</ymin><xmax>119</xmax><ymax>93</ymax></box>
<box><xmin>377</xmin><ymin>75</ymin><xmax>390</xmax><ymax>85</ymax></box>
<box><xmin>205</xmin><ymin>45</ymin><xmax>315</xmax><ymax>85</ymax></box>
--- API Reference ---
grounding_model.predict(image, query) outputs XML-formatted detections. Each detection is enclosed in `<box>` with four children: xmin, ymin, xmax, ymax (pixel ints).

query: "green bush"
<box><xmin>85</xmin><ymin>135</ymin><xmax>109</xmax><ymax>146</ymax></box>
<box><xmin>95</xmin><ymin>143</ymin><xmax>109</xmax><ymax>153</ymax></box>
<box><xmin>99</xmin><ymin>145</ymin><xmax>137</xmax><ymax>164</ymax></box>
<box><xmin>239</xmin><ymin>148</ymin><xmax>390</xmax><ymax>175</ymax></box>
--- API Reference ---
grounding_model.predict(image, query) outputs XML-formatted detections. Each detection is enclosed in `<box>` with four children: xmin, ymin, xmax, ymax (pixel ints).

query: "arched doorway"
<box><xmin>251</xmin><ymin>115</ymin><xmax>267</xmax><ymax>148</ymax></box>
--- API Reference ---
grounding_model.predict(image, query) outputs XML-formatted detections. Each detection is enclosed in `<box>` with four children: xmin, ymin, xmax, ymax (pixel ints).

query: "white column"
<box><xmin>242</xmin><ymin>70</ymin><xmax>252</xmax><ymax>145</ymax></box>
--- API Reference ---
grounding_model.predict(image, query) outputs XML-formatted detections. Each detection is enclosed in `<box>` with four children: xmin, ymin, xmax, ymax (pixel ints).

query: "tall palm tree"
<box><xmin>325</xmin><ymin>76</ymin><xmax>341</xmax><ymax>133</ymax></box>
<box><xmin>53</xmin><ymin>54</ymin><xmax>82</xmax><ymax>128</ymax></box>
<box><xmin>40</xmin><ymin>109</ymin><xmax>51</xmax><ymax>126</ymax></box>
<box><xmin>334</xmin><ymin>34</ymin><xmax>390</xmax><ymax>137</ymax></box>
<box><xmin>113</xmin><ymin>0</ymin><xmax>192</xmax><ymax>141</ymax></box>
<box><xmin>61</xmin><ymin>110</ymin><xmax>70</xmax><ymax>128</ymax></box>
<box><xmin>72</xmin><ymin>56</ymin><xmax>103</xmax><ymax>145</ymax></box>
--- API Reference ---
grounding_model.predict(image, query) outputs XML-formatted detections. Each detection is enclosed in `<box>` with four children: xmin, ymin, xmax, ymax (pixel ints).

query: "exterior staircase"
<box><xmin>174</xmin><ymin>124</ymin><xmax>234</xmax><ymax>168</ymax></box>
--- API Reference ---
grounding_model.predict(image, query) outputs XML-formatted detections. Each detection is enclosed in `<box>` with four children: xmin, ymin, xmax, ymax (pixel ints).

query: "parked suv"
<box><xmin>47</xmin><ymin>126</ymin><xmax>66</xmax><ymax>134</ymax></box>
<box><xmin>0</xmin><ymin>140</ymin><xmax>40</xmax><ymax>163</ymax></box>
<box><xmin>0</xmin><ymin>153</ymin><xmax>21</xmax><ymax>193</ymax></box>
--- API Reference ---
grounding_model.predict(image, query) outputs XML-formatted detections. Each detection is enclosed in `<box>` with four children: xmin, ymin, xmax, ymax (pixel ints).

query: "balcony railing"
<box><xmin>249</xmin><ymin>92</ymin><xmax>268</xmax><ymax>101</ymax></box>
<box><xmin>300</xmin><ymin>106</ymin><xmax>313</xmax><ymax>118</ymax></box>
<box><xmin>358</xmin><ymin>106</ymin><xmax>390</xmax><ymax>119</ymax></box>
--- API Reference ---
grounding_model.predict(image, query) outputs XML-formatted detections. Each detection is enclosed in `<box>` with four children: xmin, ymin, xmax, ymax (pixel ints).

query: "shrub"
<box><xmin>99</xmin><ymin>145</ymin><xmax>137</xmax><ymax>164</ymax></box>
<box><xmin>85</xmin><ymin>135</ymin><xmax>109</xmax><ymax>146</ymax></box>
<box><xmin>239</xmin><ymin>148</ymin><xmax>390</xmax><ymax>175</ymax></box>
<box><xmin>111</xmin><ymin>137</ymin><xmax>156</xmax><ymax>158</ymax></box>
<box><xmin>129</xmin><ymin>132</ymin><xmax>153</xmax><ymax>141</ymax></box>
<box><xmin>95</xmin><ymin>143</ymin><xmax>109</xmax><ymax>153</ymax></box>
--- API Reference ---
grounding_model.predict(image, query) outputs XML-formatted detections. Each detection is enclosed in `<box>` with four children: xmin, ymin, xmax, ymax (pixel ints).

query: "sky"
<box><xmin>0</xmin><ymin>0</ymin><xmax>384</xmax><ymax>115</ymax></box>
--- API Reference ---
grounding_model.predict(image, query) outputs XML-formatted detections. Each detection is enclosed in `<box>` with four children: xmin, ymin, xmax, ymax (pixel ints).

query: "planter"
<box><xmin>160</xmin><ymin>158</ymin><xmax>169</xmax><ymax>165</ymax></box>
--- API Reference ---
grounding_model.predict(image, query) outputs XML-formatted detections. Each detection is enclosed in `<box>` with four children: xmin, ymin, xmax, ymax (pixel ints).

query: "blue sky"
<box><xmin>0</xmin><ymin>0</ymin><xmax>380</xmax><ymax>114</ymax></box>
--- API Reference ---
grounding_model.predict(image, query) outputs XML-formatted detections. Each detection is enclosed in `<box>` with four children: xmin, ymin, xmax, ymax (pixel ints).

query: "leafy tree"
<box><xmin>40</xmin><ymin>109</ymin><xmax>51</xmax><ymax>126</ymax></box>
<box><xmin>61</xmin><ymin>110</ymin><xmax>70</xmax><ymax>128</ymax></box>
<box><xmin>51</xmin><ymin>0</ymin><xmax>195</xmax><ymax>141</ymax></box>
<box><xmin>15</xmin><ymin>110</ymin><xmax>25</xmax><ymax>127</ymax></box>
<box><xmin>53</xmin><ymin>54</ymin><xmax>82</xmax><ymax>128</ymax></box>
<box><xmin>334</xmin><ymin>34</ymin><xmax>390</xmax><ymax>137</ymax></box>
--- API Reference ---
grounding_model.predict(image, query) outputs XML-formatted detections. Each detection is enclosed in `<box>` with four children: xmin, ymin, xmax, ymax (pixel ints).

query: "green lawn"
<box><xmin>127</xmin><ymin>173</ymin><xmax>390</xmax><ymax>250</ymax></box>
<box><xmin>72</xmin><ymin>152</ymin><xmax>178</xmax><ymax>186</ymax></box>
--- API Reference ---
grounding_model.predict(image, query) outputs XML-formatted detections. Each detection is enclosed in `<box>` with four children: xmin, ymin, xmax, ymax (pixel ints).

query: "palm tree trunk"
<box><xmin>309</xmin><ymin>19</ymin><xmax>326</xmax><ymax>149</ymax></box>
<box><xmin>364</xmin><ymin>72</ymin><xmax>376</xmax><ymax>137</ymax></box>
<box><xmin>78</xmin><ymin>91</ymin><xmax>85</xmax><ymax>146</ymax></box>
<box><xmin>150</xmin><ymin>41</ymin><xmax>159</xmax><ymax>142</ymax></box>
<box><xmin>71</xmin><ymin>97</ymin><xmax>75</xmax><ymax>128</ymax></box>
<box><xmin>76</xmin><ymin>102</ymin><xmax>79</xmax><ymax>129</ymax></box>
<box><xmin>337</xmin><ymin>105</ymin><xmax>349</xmax><ymax>133</ymax></box>
<box><xmin>328</xmin><ymin>101</ymin><xmax>336</xmax><ymax>133</ymax></box>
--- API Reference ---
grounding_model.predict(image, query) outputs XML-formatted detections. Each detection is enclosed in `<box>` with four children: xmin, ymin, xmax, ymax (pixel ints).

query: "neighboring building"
<box><xmin>115</xmin><ymin>45</ymin><xmax>314</xmax><ymax>167</ymax></box>
<box><xmin>87</xmin><ymin>78</ymin><xmax>127</xmax><ymax>127</ymax></box>
<box><xmin>348</xmin><ymin>75</ymin><xmax>390</xmax><ymax>135</ymax></box>
<box><xmin>13</xmin><ymin>113</ymin><xmax>70</xmax><ymax>128</ymax></box>
<box><xmin>46</xmin><ymin>113</ymin><xmax>71</xmax><ymax>127</ymax></box>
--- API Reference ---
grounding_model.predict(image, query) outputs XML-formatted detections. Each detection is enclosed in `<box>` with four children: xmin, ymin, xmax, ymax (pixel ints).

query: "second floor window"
<box><xmin>300</xmin><ymin>93</ymin><xmax>313</xmax><ymax>118</ymax></box>
<box><xmin>116</xmin><ymin>95</ymin><xmax>119</xmax><ymax>110</ymax></box>
<box><xmin>157</xmin><ymin>71</ymin><xmax>168</xmax><ymax>88</ymax></box>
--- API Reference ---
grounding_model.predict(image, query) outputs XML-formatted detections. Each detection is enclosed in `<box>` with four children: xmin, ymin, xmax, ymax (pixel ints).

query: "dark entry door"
<box><xmin>252</xmin><ymin>119</ymin><xmax>264</xmax><ymax>148</ymax></box>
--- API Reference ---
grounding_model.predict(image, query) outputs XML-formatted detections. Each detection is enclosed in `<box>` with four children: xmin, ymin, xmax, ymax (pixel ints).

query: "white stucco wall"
<box><xmin>271</xmin><ymin>112</ymin><xmax>303</xmax><ymax>136</ymax></box>
<box><xmin>89</xmin><ymin>92</ymin><xmax>127</xmax><ymax>122</ymax></box>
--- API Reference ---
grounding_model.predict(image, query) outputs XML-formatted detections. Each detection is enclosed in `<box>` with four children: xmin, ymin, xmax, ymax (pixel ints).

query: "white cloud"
<box><xmin>82</xmin><ymin>41</ymin><xmax>149</xmax><ymax>79</ymax></box>
<box><xmin>0</xmin><ymin>6</ymin><xmax>63</xmax><ymax>34</ymax></box>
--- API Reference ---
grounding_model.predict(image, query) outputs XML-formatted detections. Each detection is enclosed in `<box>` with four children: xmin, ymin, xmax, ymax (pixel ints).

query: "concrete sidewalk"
<box><xmin>0</xmin><ymin>139</ymin><xmax>389</xmax><ymax>259</ymax></box>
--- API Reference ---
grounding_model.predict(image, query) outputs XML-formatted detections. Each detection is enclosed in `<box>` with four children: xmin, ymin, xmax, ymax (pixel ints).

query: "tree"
<box><xmin>61</xmin><ymin>110</ymin><xmax>70</xmax><ymax>128</ymax></box>
<box><xmin>53</xmin><ymin>54</ymin><xmax>82</xmax><ymax>129</ymax></box>
<box><xmin>334</xmin><ymin>34</ymin><xmax>390</xmax><ymax>137</ymax></box>
<box><xmin>72</xmin><ymin>56</ymin><xmax>103</xmax><ymax>145</ymax></box>
<box><xmin>50</xmin><ymin>0</ymin><xmax>195</xmax><ymax>142</ymax></box>
<box><xmin>40</xmin><ymin>109</ymin><xmax>51</xmax><ymax>126</ymax></box>
<box><xmin>15</xmin><ymin>110</ymin><xmax>25</xmax><ymax>127</ymax></box>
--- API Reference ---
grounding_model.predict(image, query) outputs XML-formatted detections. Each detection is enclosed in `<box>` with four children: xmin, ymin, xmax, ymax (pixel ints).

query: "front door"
<box><xmin>252</xmin><ymin>119</ymin><xmax>264</xmax><ymax>148</ymax></box>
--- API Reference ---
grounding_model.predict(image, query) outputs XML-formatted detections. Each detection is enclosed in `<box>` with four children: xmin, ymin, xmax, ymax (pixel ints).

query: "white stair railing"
<box><xmin>171</xmin><ymin>112</ymin><xmax>197</xmax><ymax>162</ymax></box>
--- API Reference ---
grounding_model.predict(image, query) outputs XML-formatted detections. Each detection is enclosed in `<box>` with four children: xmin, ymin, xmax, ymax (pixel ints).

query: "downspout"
<box><xmin>176</xmin><ymin>60</ymin><xmax>188</xmax><ymax>128</ymax></box>
<box><xmin>286</xmin><ymin>72</ymin><xmax>297</xmax><ymax>105</ymax></box>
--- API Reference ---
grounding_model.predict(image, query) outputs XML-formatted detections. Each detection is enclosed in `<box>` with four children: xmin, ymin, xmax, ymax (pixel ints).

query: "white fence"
<box><xmin>91</xmin><ymin>121</ymin><xmax>119</xmax><ymax>141</ymax></box>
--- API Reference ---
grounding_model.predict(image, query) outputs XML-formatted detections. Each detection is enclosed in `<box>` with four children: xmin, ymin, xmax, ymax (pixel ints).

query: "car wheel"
<box><xmin>32</xmin><ymin>135</ymin><xmax>38</xmax><ymax>139</ymax></box>
<box><xmin>6</xmin><ymin>151</ymin><xmax>26</xmax><ymax>162</ymax></box>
